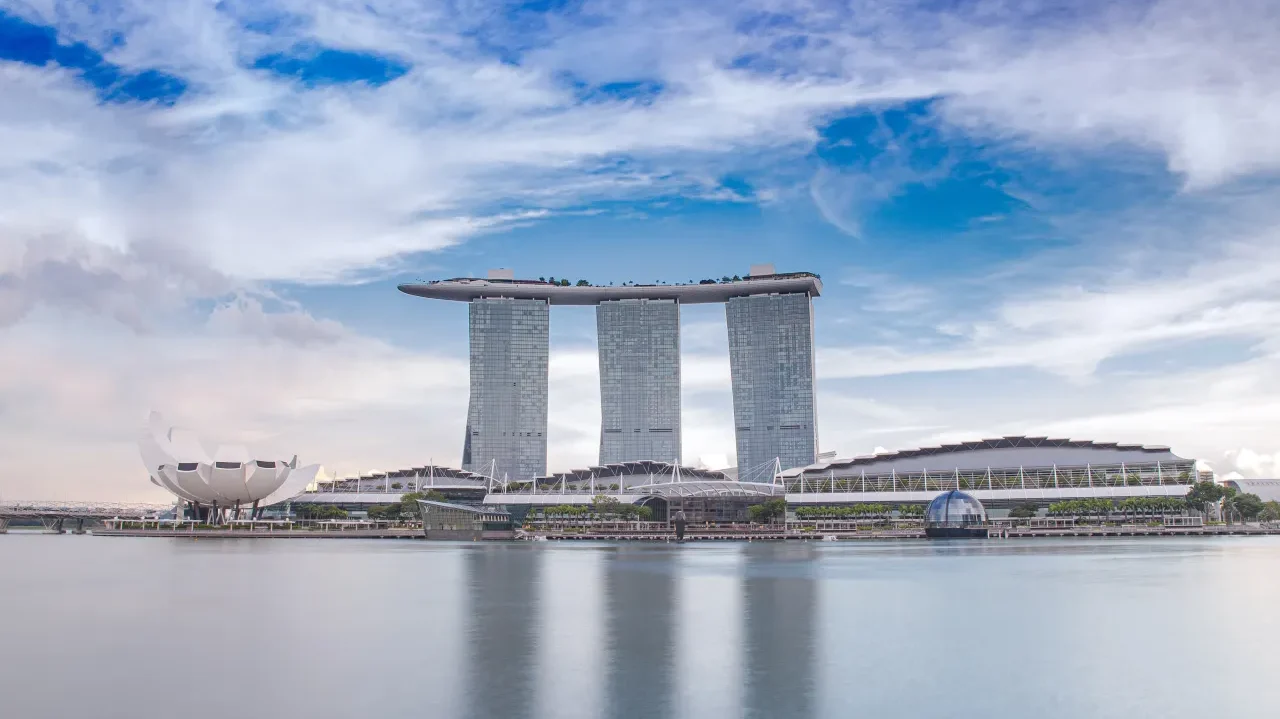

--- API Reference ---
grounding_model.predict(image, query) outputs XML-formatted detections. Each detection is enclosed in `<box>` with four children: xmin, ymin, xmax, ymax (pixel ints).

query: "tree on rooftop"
<box><xmin>576</xmin><ymin>279</ymin><xmax>590</xmax><ymax>286</ymax></box>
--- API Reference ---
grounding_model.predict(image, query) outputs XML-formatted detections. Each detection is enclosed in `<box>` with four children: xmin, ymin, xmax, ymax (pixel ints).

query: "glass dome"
<box><xmin>925</xmin><ymin>490</ymin><xmax>987</xmax><ymax>528</ymax></box>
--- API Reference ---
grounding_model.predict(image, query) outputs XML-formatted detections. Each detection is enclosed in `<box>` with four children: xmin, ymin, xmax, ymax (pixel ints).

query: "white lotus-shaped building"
<box><xmin>139</xmin><ymin>412</ymin><xmax>319</xmax><ymax>509</ymax></box>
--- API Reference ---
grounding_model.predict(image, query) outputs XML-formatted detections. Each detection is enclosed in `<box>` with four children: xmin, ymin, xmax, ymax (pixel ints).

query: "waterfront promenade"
<box><xmin>84</xmin><ymin>522</ymin><xmax>1280</xmax><ymax>540</ymax></box>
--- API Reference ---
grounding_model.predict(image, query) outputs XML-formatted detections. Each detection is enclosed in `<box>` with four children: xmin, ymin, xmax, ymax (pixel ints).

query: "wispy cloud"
<box><xmin>4</xmin><ymin>0</ymin><xmax>1275</xmax><ymax>289</ymax></box>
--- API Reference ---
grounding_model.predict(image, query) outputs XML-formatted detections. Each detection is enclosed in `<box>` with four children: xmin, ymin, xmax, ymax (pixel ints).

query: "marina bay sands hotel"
<box><xmin>398</xmin><ymin>265</ymin><xmax>821</xmax><ymax>481</ymax></box>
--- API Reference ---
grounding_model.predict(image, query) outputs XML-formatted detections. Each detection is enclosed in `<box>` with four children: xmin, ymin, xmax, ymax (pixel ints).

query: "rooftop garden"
<box><xmin>431</xmin><ymin>271</ymin><xmax>819</xmax><ymax>286</ymax></box>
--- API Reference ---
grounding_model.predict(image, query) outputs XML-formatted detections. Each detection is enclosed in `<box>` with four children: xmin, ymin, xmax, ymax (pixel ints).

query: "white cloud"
<box><xmin>6</xmin><ymin>0</ymin><xmax>1276</xmax><ymax>289</ymax></box>
<box><xmin>819</xmin><ymin>214</ymin><xmax>1280</xmax><ymax>381</ymax></box>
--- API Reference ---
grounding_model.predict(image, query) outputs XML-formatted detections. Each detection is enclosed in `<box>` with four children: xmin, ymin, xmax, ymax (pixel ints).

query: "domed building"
<box><xmin>924</xmin><ymin>490</ymin><xmax>989</xmax><ymax>538</ymax></box>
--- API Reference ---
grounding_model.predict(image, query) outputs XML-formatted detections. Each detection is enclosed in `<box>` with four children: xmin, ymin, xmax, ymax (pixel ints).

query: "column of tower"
<box><xmin>596</xmin><ymin>298</ymin><xmax>682</xmax><ymax>464</ymax></box>
<box><xmin>461</xmin><ymin>297</ymin><xmax>549</xmax><ymax>481</ymax></box>
<box><xmin>724</xmin><ymin>282</ymin><xmax>818</xmax><ymax>481</ymax></box>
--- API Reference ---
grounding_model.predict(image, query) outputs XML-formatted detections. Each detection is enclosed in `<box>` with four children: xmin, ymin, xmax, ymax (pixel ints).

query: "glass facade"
<box><xmin>596</xmin><ymin>299</ymin><xmax>681</xmax><ymax>464</ymax></box>
<box><xmin>726</xmin><ymin>292</ymin><xmax>818</xmax><ymax>480</ymax></box>
<box><xmin>463</xmin><ymin>298</ymin><xmax>549</xmax><ymax>481</ymax></box>
<box><xmin>925</xmin><ymin>490</ymin><xmax>987</xmax><ymax>528</ymax></box>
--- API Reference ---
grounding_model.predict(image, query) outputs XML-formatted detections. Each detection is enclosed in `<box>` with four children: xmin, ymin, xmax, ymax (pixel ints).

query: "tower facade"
<box><xmin>462</xmin><ymin>297</ymin><xmax>549</xmax><ymax>480</ymax></box>
<box><xmin>596</xmin><ymin>298</ymin><xmax>681</xmax><ymax>464</ymax></box>
<box><xmin>726</xmin><ymin>292</ymin><xmax>818</xmax><ymax>480</ymax></box>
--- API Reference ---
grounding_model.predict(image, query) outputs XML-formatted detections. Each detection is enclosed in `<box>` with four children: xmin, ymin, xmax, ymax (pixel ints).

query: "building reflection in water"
<box><xmin>534</xmin><ymin>547</ymin><xmax>607</xmax><ymax>719</ymax></box>
<box><xmin>457</xmin><ymin>543</ymin><xmax>816</xmax><ymax>719</ymax></box>
<box><xmin>604</xmin><ymin>546</ymin><xmax>678</xmax><ymax>719</ymax></box>
<box><xmin>464</xmin><ymin>544</ymin><xmax>542</xmax><ymax>719</ymax></box>
<box><xmin>743</xmin><ymin>543</ymin><xmax>818</xmax><ymax>719</ymax></box>
<box><xmin>674</xmin><ymin>547</ymin><xmax>744</xmax><ymax>719</ymax></box>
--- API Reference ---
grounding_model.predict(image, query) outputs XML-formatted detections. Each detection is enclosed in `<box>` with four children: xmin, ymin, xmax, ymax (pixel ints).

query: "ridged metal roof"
<box><xmin>787</xmin><ymin>436</ymin><xmax>1185</xmax><ymax>476</ymax></box>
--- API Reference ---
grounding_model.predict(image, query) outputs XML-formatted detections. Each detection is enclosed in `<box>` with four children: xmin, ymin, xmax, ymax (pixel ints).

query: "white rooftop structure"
<box><xmin>138</xmin><ymin>412</ymin><xmax>319</xmax><ymax>507</ymax></box>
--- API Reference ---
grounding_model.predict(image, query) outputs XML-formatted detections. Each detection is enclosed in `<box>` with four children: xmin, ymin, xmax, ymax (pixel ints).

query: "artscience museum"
<box><xmin>139</xmin><ymin>412</ymin><xmax>319</xmax><ymax>522</ymax></box>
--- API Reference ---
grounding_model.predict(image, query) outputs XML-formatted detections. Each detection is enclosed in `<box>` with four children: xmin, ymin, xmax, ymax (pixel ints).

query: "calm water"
<box><xmin>1</xmin><ymin>535</ymin><xmax>1278</xmax><ymax>718</ymax></box>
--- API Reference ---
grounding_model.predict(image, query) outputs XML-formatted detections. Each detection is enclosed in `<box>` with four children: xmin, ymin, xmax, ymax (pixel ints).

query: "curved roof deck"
<box><xmin>398</xmin><ymin>273</ymin><xmax>822</xmax><ymax>305</ymax></box>
<box><xmin>781</xmin><ymin>436</ymin><xmax>1190</xmax><ymax>478</ymax></box>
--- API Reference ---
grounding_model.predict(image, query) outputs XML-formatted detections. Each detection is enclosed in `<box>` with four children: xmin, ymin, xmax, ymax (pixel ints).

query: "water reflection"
<box><xmin>456</xmin><ymin>542</ymin><xmax>819</xmax><ymax>719</ymax></box>
<box><xmin>1</xmin><ymin>537</ymin><xmax>1279</xmax><ymax>719</ymax></box>
<box><xmin>464</xmin><ymin>544</ymin><xmax>541</xmax><ymax>719</ymax></box>
<box><xmin>743</xmin><ymin>543</ymin><xmax>817</xmax><ymax>719</ymax></box>
<box><xmin>605</xmin><ymin>546</ymin><xmax>678</xmax><ymax>719</ymax></box>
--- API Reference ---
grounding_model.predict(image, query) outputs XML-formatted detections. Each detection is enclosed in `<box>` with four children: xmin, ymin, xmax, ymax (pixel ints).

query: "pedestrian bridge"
<box><xmin>0</xmin><ymin>502</ymin><xmax>173</xmax><ymax>533</ymax></box>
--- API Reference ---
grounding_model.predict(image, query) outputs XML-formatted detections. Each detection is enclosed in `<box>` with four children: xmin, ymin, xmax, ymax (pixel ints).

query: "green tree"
<box><xmin>1184</xmin><ymin>481</ymin><xmax>1227</xmax><ymax>511</ymax></box>
<box><xmin>576</xmin><ymin>279</ymin><xmax>590</xmax><ymax>286</ymax></box>
<box><xmin>390</xmin><ymin>482</ymin><xmax>402</xmax><ymax>490</ymax></box>
<box><xmin>294</xmin><ymin>504</ymin><xmax>347</xmax><ymax>520</ymax></box>
<box><xmin>400</xmin><ymin>490</ymin><xmax>445</xmax><ymax>518</ymax></box>
<box><xmin>748</xmin><ymin>498</ymin><xmax>787</xmax><ymax>524</ymax></box>
<box><xmin>1260</xmin><ymin>501</ymin><xmax>1280</xmax><ymax>522</ymax></box>
<box><xmin>1008</xmin><ymin>503</ymin><xmax>1038</xmax><ymax>519</ymax></box>
<box><xmin>1233</xmin><ymin>493</ymin><xmax>1264</xmax><ymax>520</ymax></box>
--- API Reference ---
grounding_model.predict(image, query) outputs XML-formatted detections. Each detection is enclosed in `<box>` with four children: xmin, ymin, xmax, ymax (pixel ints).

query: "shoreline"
<box><xmin>82</xmin><ymin>525</ymin><xmax>1280</xmax><ymax>540</ymax></box>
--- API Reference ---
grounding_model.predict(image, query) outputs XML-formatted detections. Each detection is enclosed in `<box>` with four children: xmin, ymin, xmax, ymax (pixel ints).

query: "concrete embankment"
<box><xmin>93</xmin><ymin>528</ymin><xmax>424</xmax><ymax>539</ymax></box>
<box><xmin>88</xmin><ymin>525</ymin><xmax>1279</xmax><ymax>541</ymax></box>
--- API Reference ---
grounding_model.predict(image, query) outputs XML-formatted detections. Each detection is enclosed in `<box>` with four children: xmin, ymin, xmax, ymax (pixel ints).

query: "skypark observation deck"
<box><xmin>396</xmin><ymin>272</ymin><xmax>823</xmax><ymax>304</ymax></box>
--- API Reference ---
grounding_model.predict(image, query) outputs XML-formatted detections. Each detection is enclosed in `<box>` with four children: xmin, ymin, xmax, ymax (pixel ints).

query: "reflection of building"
<box><xmin>785</xmin><ymin>436</ymin><xmax>1200</xmax><ymax>508</ymax></box>
<box><xmin>604</xmin><ymin>548</ymin><xmax>676</xmax><ymax>719</ymax></box>
<box><xmin>399</xmin><ymin>266</ymin><xmax>822</xmax><ymax>478</ymax></box>
<box><xmin>465</xmin><ymin>546</ymin><xmax>540</xmax><ymax>719</ymax></box>
<box><xmin>597</xmin><ymin>299</ymin><xmax>681</xmax><ymax>464</ymax></box>
<box><xmin>463</xmin><ymin>297</ymin><xmax>549</xmax><ymax>481</ymax></box>
<box><xmin>743</xmin><ymin>544</ymin><xmax>816</xmax><ymax>719</ymax></box>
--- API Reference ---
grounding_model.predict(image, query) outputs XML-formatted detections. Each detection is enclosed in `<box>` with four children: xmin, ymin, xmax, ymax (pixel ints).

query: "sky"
<box><xmin>2</xmin><ymin>0</ymin><xmax>1280</xmax><ymax>501</ymax></box>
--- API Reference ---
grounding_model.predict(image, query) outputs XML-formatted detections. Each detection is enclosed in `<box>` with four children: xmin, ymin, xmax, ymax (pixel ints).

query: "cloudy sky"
<box><xmin>2</xmin><ymin>0</ymin><xmax>1279</xmax><ymax>501</ymax></box>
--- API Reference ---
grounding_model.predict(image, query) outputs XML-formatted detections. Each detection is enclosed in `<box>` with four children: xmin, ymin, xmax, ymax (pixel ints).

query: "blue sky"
<box><xmin>3</xmin><ymin>0</ymin><xmax>1280</xmax><ymax>500</ymax></box>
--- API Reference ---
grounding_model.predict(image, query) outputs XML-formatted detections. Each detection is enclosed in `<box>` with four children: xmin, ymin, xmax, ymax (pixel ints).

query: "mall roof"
<box><xmin>782</xmin><ymin>436</ymin><xmax>1189</xmax><ymax>477</ymax></box>
<box><xmin>398</xmin><ymin>272</ymin><xmax>821</xmax><ymax>305</ymax></box>
<box><xmin>535</xmin><ymin>460</ymin><xmax>730</xmax><ymax>483</ymax></box>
